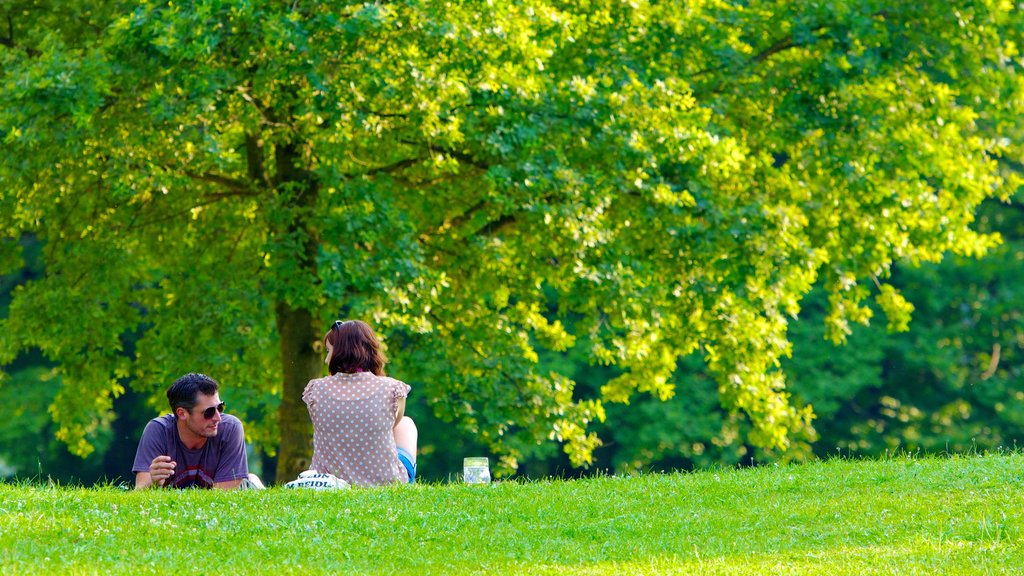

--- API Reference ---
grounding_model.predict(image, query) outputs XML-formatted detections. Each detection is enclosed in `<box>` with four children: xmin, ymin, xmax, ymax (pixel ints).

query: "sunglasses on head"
<box><xmin>332</xmin><ymin>320</ymin><xmax>347</xmax><ymax>331</ymax></box>
<box><xmin>196</xmin><ymin>402</ymin><xmax>225</xmax><ymax>419</ymax></box>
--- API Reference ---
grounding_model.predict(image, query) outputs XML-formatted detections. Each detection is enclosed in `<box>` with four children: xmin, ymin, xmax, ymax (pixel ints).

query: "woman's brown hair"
<box><xmin>325</xmin><ymin>320</ymin><xmax>388</xmax><ymax>376</ymax></box>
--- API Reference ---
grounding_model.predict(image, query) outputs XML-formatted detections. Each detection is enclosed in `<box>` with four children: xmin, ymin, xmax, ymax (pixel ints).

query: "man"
<box><xmin>133</xmin><ymin>372</ymin><xmax>264</xmax><ymax>489</ymax></box>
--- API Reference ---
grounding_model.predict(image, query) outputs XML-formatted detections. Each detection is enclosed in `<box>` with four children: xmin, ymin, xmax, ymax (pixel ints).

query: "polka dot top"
<box><xmin>303</xmin><ymin>372</ymin><xmax>411</xmax><ymax>486</ymax></box>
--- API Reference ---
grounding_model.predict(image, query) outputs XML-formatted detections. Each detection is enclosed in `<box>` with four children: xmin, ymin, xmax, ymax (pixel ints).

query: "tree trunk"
<box><xmin>270</xmin><ymin>139</ymin><xmax>323</xmax><ymax>484</ymax></box>
<box><xmin>274</xmin><ymin>301</ymin><xmax>321</xmax><ymax>483</ymax></box>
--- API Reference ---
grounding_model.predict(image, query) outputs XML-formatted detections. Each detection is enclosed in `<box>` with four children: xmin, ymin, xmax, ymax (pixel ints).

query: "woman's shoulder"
<box><xmin>377</xmin><ymin>375</ymin><xmax>411</xmax><ymax>395</ymax></box>
<box><xmin>303</xmin><ymin>375</ymin><xmax>334</xmax><ymax>400</ymax></box>
<box><xmin>372</xmin><ymin>373</ymin><xmax>405</xmax><ymax>385</ymax></box>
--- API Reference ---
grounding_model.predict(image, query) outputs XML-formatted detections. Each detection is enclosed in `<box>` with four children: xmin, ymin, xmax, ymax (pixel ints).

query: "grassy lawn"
<box><xmin>1</xmin><ymin>453</ymin><xmax>1022</xmax><ymax>574</ymax></box>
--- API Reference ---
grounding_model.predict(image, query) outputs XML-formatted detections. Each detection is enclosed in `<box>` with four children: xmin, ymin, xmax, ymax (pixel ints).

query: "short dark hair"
<box><xmin>325</xmin><ymin>320</ymin><xmax>388</xmax><ymax>376</ymax></box>
<box><xmin>167</xmin><ymin>373</ymin><xmax>219</xmax><ymax>412</ymax></box>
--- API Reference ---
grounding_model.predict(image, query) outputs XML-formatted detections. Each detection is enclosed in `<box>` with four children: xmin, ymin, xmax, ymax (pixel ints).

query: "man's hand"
<box><xmin>149</xmin><ymin>455</ymin><xmax>176</xmax><ymax>487</ymax></box>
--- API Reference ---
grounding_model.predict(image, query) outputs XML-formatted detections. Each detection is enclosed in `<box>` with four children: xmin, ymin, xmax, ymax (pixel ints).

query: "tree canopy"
<box><xmin>1</xmin><ymin>0</ymin><xmax>1021</xmax><ymax>480</ymax></box>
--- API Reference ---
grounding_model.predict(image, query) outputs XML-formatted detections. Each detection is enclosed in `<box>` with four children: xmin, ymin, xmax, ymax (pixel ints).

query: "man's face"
<box><xmin>181</xmin><ymin>392</ymin><xmax>223</xmax><ymax>438</ymax></box>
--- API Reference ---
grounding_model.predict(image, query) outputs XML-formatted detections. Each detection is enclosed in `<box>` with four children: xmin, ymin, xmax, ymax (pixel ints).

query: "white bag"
<box><xmin>283</xmin><ymin>470</ymin><xmax>350</xmax><ymax>490</ymax></box>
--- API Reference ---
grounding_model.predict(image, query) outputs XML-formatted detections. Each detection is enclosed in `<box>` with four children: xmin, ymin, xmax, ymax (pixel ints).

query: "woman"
<box><xmin>302</xmin><ymin>320</ymin><xmax>418</xmax><ymax>485</ymax></box>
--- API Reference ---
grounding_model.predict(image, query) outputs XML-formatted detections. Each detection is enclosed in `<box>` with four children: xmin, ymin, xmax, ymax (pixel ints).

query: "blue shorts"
<box><xmin>397</xmin><ymin>447</ymin><xmax>416</xmax><ymax>484</ymax></box>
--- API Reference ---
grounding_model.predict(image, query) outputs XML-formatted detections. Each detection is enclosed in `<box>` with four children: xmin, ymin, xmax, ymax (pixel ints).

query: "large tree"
<box><xmin>1</xmin><ymin>0</ymin><xmax>1021</xmax><ymax>481</ymax></box>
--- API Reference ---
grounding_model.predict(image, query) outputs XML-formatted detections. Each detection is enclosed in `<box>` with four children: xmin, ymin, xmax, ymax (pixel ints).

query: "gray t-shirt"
<box><xmin>132</xmin><ymin>414</ymin><xmax>249</xmax><ymax>488</ymax></box>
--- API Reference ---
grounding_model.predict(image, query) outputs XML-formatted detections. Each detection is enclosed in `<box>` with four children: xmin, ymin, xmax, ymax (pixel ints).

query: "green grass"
<box><xmin>2</xmin><ymin>454</ymin><xmax>1022</xmax><ymax>574</ymax></box>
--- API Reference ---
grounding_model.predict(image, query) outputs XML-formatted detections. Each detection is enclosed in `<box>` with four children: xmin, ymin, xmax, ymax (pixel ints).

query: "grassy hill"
<box><xmin>1</xmin><ymin>453</ymin><xmax>1022</xmax><ymax>574</ymax></box>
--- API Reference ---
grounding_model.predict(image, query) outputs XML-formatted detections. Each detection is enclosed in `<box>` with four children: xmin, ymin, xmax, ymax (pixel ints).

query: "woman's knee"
<box><xmin>394</xmin><ymin>417</ymin><xmax>418</xmax><ymax>454</ymax></box>
<box><xmin>396</xmin><ymin>417</ymin><xmax>417</xmax><ymax>439</ymax></box>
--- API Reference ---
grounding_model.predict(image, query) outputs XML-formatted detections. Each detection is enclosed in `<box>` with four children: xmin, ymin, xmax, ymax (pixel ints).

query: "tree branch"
<box><xmin>183</xmin><ymin>171</ymin><xmax>261</xmax><ymax>196</ymax></box>
<box><xmin>245</xmin><ymin>133</ymin><xmax>266</xmax><ymax>185</ymax></box>
<box><xmin>691</xmin><ymin>13</ymin><xmax>891</xmax><ymax>81</ymax></box>
<box><xmin>237</xmin><ymin>84</ymin><xmax>285</xmax><ymax>128</ymax></box>
<box><xmin>359</xmin><ymin>107</ymin><xmax>411</xmax><ymax>119</ymax></box>
<box><xmin>752</xmin><ymin>37</ymin><xmax>797</xmax><ymax>63</ymax></box>
<box><xmin>226</xmin><ymin>226</ymin><xmax>248</xmax><ymax>264</ymax></box>
<box><xmin>994</xmin><ymin>154</ymin><xmax>1024</xmax><ymax>176</ymax></box>
<box><xmin>399</xmin><ymin>140</ymin><xmax>492</xmax><ymax>172</ymax></box>
<box><xmin>980</xmin><ymin>343</ymin><xmax>1001</xmax><ymax>380</ymax></box>
<box><xmin>1</xmin><ymin>13</ymin><xmax>40</xmax><ymax>57</ymax></box>
<box><xmin>418</xmin><ymin>199</ymin><xmax>520</xmax><ymax>249</ymax></box>
<box><xmin>428</xmin><ymin>311</ymin><xmax>520</xmax><ymax>387</ymax></box>
<box><xmin>3</xmin><ymin>14</ymin><xmax>12</xmax><ymax>47</ymax></box>
<box><xmin>441</xmin><ymin>148</ymin><xmax>492</xmax><ymax>172</ymax></box>
<box><xmin>124</xmin><ymin>196</ymin><xmax>232</xmax><ymax>232</ymax></box>
<box><xmin>350</xmin><ymin>156</ymin><xmax>423</xmax><ymax>179</ymax></box>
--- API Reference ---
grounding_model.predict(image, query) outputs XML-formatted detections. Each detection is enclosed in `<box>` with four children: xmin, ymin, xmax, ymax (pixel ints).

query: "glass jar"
<box><xmin>463</xmin><ymin>457</ymin><xmax>491</xmax><ymax>484</ymax></box>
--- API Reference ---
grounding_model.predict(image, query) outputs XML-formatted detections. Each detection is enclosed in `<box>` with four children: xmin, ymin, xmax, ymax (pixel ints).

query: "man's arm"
<box><xmin>213</xmin><ymin>478</ymin><xmax>244</xmax><ymax>490</ymax></box>
<box><xmin>135</xmin><ymin>455</ymin><xmax>176</xmax><ymax>489</ymax></box>
<box><xmin>133</xmin><ymin>420</ymin><xmax>175</xmax><ymax>489</ymax></box>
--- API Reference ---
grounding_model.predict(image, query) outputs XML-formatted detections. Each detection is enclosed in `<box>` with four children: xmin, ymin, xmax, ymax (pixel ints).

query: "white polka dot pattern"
<box><xmin>302</xmin><ymin>372</ymin><xmax>411</xmax><ymax>486</ymax></box>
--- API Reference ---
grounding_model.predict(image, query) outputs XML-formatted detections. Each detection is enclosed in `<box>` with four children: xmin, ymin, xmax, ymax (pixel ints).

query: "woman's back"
<box><xmin>303</xmin><ymin>372</ymin><xmax>411</xmax><ymax>485</ymax></box>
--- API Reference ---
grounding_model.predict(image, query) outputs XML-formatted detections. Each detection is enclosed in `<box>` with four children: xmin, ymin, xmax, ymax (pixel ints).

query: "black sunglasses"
<box><xmin>196</xmin><ymin>402</ymin><xmax>225</xmax><ymax>420</ymax></box>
